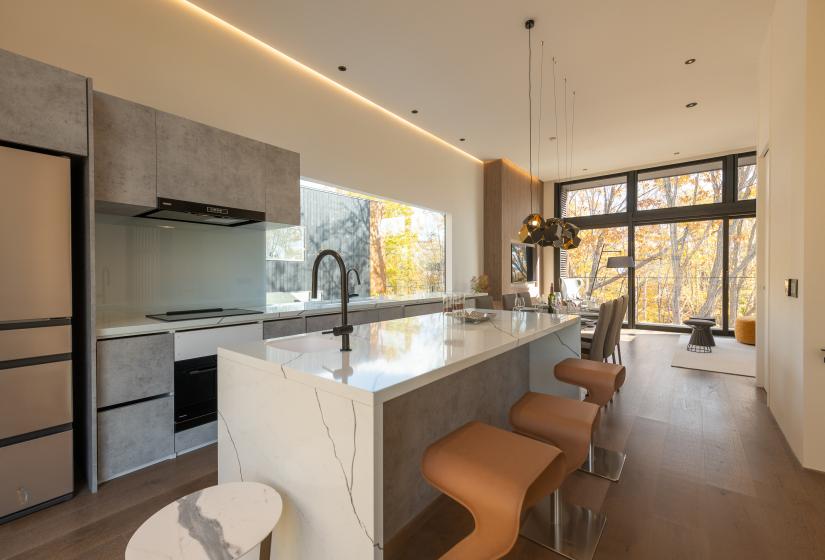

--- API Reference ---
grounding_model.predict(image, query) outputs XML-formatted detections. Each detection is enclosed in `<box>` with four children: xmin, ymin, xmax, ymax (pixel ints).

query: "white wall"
<box><xmin>758</xmin><ymin>0</ymin><xmax>825</xmax><ymax>470</ymax></box>
<box><xmin>0</xmin><ymin>0</ymin><xmax>483</xmax><ymax>291</ymax></box>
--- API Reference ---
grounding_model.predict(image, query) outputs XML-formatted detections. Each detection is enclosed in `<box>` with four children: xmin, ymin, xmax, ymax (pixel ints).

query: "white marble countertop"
<box><xmin>218</xmin><ymin>311</ymin><xmax>579</xmax><ymax>405</ymax></box>
<box><xmin>96</xmin><ymin>293</ymin><xmax>484</xmax><ymax>338</ymax></box>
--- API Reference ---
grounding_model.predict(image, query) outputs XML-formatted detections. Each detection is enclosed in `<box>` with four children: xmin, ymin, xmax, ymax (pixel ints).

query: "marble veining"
<box><xmin>177</xmin><ymin>491</ymin><xmax>241</xmax><ymax>560</ymax></box>
<box><xmin>125</xmin><ymin>482</ymin><xmax>282</xmax><ymax>560</ymax></box>
<box><xmin>553</xmin><ymin>330</ymin><xmax>582</xmax><ymax>358</ymax></box>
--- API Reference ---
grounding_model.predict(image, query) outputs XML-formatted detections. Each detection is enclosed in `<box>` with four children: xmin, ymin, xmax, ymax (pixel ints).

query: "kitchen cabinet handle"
<box><xmin>187</xmin><ymin>367</ymin><xmax>216</xmax><ymax>376</ymax></box>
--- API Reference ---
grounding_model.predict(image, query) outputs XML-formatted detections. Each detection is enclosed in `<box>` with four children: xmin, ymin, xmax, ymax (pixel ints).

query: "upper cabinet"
<box><xmin>93</xmin><ymin>92</ymin><xmax>157</xmax><ymax>212</ymax></box>
<box><xmin>93</xmin><ymin>94</ymin><xmax>300</xmax><ymax>225</ymax></box>
<box><xmin>0</xmin><ymin>49</ymin><xmax>88</xmax><ymax>156</ymax></box>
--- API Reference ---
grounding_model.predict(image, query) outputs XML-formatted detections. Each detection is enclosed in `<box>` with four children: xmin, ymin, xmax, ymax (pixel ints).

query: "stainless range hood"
<box><xmin>139</xmin><ymin>198</ymin><xmax>265</xmax><ymax>227</ymax></box>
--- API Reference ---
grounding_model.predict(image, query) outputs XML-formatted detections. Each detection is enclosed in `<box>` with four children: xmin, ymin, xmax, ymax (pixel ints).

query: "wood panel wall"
<box><xmin>483</xmin><ymin>159</ymin><xmax>543</xmax><ymax>301</ymax></box>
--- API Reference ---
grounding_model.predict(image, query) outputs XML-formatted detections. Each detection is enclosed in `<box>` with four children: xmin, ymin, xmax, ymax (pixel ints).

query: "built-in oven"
<box><xmin>172</xmin><ymin>323</ymin><xmax>263</xmax><ymax>447</ymax></box>
<box><xmin>174</xmin><ymin>355</ymin><xmax>217</xmax><ymax>433</ymax></box>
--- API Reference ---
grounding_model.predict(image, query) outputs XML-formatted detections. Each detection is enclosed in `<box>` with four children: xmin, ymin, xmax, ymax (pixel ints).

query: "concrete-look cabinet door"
<box><xmin>156</xmin><ymin>111</ymin><xmax>268</xmax><ymax>212</ymax></box>
<box><xmin>404</xmin><ymin>302</ymin><xmax>443</xmax><ymax>317</ymax></box>
<box><xmin>156</xmin><ymin>111</ymin><xmax>224</xmax><ymax>206</ymax></box>
<box><xmin>96</xmin><ymin>333</ymin><xmax>174</xmax><ymax>408</ymax></box>
<box><xmin>349</xmin><ymin>310</ymin><xmax>379</xmax><ymax>325</ymax></box>
<box><xmin>264</xmin><ymin>146</ymin><xmax>300</xmax><ymax>225</ymax></box>
<box><xmin>306</xmin><ymin>313</ymin><xmax>342</xmax><ymax>333</ymax></box>
<box><xmin>97</xmin><ymin>396</ymin><xmax>174</xmax><ymax>482</ymax></box>
<box><xmin>0</xmin><ymin>49</ymin><xmax>88</xmax><ymax>156</ymax></box>
<box><xmin>263</xmin><ymin>317</ymin><xmax>306</xmax><ymax>339</ymax></box>
<box><xmin>93</xmin><ymin>92</ymin><xmax>157</xmax><ymax>211</ymax></box>
<box><xmin>378</xmin><ymin>306</ymin><xmax>404</xmax><ymax>322</ymax></box>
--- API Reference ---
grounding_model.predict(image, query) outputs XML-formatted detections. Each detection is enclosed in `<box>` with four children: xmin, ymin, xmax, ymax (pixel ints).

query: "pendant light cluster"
<box><xmin>518</xmin><ymin>18</ymin><xmax>581</xmax><ymax>250</ymax></box>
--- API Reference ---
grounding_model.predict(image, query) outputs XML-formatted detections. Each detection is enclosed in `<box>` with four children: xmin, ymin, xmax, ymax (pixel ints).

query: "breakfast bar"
<box><xmin>216</xmin><ymin>311</ymin><xmax>581</xmax><ymax>559</ymax></box>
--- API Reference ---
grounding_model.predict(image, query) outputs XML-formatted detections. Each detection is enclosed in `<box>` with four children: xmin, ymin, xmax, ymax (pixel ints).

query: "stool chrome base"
<box><xmin>579</xmin><ymin>443</ymin><xmax>626</xmax><ymax>482</ymax></box>
<box><xmin>521</xmin><ymin>490</ymin><xmax>606</xmax><ymax>560</ymax></box>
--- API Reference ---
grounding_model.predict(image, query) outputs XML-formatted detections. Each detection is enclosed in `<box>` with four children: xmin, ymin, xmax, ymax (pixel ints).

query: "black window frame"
<box><xmin>554</xmin><ymin>151</ymin><xmax>757</xmax><ymax>335</ymax></box>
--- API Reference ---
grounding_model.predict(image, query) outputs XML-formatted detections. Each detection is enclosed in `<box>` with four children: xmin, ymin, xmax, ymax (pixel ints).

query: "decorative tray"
<box><xmin>447</xmin><ymin>310</ymin><xmax>496</xmax><ymax>324</ymax></box>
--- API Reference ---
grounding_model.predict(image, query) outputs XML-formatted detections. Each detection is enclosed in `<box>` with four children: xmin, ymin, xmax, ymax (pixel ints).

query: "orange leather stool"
<box><xmin>509</xmin><ymin>393</ymin><xmax>607</xmax><ymax>560</ymax></box>
<box><xmin>421</xmin><ymin>421</ymin><xmax>566</xmax><ymax>560</ymax></box>
<box><xmin>555</xmin><ymin>357</ymin><xmax>625</xmax><ymax>408</ymax></box>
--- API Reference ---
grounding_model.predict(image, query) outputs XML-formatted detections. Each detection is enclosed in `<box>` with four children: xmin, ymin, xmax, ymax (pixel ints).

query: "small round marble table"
<box><xmin>126</xmin><ymin>482</ymin><xmax>282</xmax><ymax>560</ymax></box>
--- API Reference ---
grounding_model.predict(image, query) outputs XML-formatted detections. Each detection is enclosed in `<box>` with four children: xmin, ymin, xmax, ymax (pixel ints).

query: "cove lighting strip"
<box><xmin>175</xmin><ymin>0</ymin><xmax>482</xmax><ymax>163</ymax></box>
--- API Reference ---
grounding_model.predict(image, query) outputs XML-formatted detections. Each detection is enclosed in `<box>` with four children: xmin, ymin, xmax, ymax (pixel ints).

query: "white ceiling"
<box><xmin>191</xmin><ymin>0</ymin><xmax>774</xmax><ymax>182</ymax></box>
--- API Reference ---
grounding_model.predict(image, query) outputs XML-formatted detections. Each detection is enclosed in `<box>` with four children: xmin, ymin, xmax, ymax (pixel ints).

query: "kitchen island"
<box><xmin>217</xmin><ymin>311</ymin><xmax>581</xmax><ymax>559</ymax></box>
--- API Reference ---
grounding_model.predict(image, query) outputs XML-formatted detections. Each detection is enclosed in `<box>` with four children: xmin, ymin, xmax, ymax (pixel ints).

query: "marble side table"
<box><xmin>126</xmin><ymin>482</ymin><xmax>282</xmax><ymax>560</ymax></box>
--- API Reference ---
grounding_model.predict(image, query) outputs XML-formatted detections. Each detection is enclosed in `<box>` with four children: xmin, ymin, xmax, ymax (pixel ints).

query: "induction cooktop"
<box><xmin>146</xmin><ymin>308</ymin><xmax>263</xmax><ymax>322</ymax></box>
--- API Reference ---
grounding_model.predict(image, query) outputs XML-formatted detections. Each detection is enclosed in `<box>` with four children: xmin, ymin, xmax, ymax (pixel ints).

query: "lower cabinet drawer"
<box><xmin>0</xmin><ymin>360</ymin><xmax>72</xmax><ymax>440</ymax></box>
<box><xmin>404</xmin><ymin>302</ymin><xmax>442</xmax><ymax>317</ymax></box>
<box><xmin>97</xmin><ymin>333</ymin><xmax>173</xmax><ymax>408</ymax></box>
<box><xmin>98</xmin><ymin>397</ymin><xmax>174</xmax><ymax>482</ymax></box>
<box><xmin>263</xmin><ymin>317</ymin><xmax>306</xmax><ymax>339</ymax></box>
<box><xmin>0</xmin><ymin>430</ymin><xmax>73</xmax><ymax>519</ymax></box>
<box><xmin>378</xmin><ymin>306</ymin><xmax>404</xmax><ymax>322</ymax></box>
<box><xmin>349</xmin><ymin>310</ymin><xmax>378</xmax><ymax>325</ymax></box>
<box><xmin>306</xmin><ymin>313</ymin><xmax>342</xmax><ymax>333</ymax></box>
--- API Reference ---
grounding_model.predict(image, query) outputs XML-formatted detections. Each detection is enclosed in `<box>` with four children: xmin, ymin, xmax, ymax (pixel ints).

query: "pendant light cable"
<box><xmin>527</xmin><ymin>21</ymin><xmax>534</xmax><ymax>213</ymax></box>
<box><xmin>538</xmin><ymin>41</ymin><xmax>544</xmax><ymax>186</ymax></box>
<box><xmin>552</xmin><ymin>57</ymin><xmax>560</xmax><ymax>181</ymax></box>
<box><xmin>564</xmin><ymin>77</ymin><xmax>569</xmax><ymax>178</ymax></box>
<box><xmin>571</xmin><ymin>90</ymin><xmax>576</xmax><ymax>177</ymax></box>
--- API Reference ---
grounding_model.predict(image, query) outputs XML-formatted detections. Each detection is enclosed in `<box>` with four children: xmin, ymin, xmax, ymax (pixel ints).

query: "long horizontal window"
<box><xmin>266</xmin><ymin>180</ymin><xmax>446</xmax><ymax>303</ymax></box>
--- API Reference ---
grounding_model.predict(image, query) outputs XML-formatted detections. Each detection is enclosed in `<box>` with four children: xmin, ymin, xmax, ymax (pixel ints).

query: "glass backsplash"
<box><xmin>95</xmin><ymin>213</ymin><xmax>266</xmax><ymax>314</ymax></box>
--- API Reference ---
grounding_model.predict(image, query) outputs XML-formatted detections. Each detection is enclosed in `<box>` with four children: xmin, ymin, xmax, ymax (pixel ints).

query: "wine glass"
<box><xmin>514</xmin><ymin>295</ymin><xmax>524</xmax><ymax>311</ymax></box>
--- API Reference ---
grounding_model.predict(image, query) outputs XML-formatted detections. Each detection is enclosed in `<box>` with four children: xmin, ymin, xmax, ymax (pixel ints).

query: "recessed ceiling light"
<box><xmin>459</xmin><ymin>138</ymin><xmax>466</xmax><ymax>142</ymax></box>
<box><xmin>674</xmin><ymin>151</ymin><xmax>680</xmax><ymax>155</ymax></box>
<box><xmin>582</xmin><ymin>168</ymin><xmax>588</xmax><ymax>171</ymax></box>
<box><xmin>549</xmin><ymin>136</ymin><xmax>557</xmax><ymax>141</ymax></box>
<box><xmin>686</xmin><ymin>102</ymin><xmax>698</xmax><ymax>108</ymax></box>
<box><xmin>684</xmin><ymin>58</ymin><xmax>696</xmax><ymax>65</ymax></box>
<box><xmin>337</xmin><ymin>65</ymin><xmax>347</xmax><ymax>72</ymax></box>
<box><xmin>158</xmin><ymin>225</ymin><xmax>175</xmax><ymax>229</ymax></box>
<box><xmin>411</xmin><ymin>109</ymin><xmax>419</xmax><ymax>114</ymax></box>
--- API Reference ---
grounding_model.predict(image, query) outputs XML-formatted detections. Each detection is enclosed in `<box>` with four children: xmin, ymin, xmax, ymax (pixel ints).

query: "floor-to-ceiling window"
<box><xmin>557</xmin><ymin>152</ymin><xmax>756</xmax><ymax>333</ymax></box>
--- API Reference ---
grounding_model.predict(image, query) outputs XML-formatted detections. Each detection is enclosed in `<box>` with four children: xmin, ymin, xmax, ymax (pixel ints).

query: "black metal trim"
<box><xmin>0</xmin><ymin>423</ymin><xmax>73</xmax><ymax>449</ymax></box>
<box><xmin>0</xmin><ymin>492</ymin><xmax>74</xmax><ymax>525</ymax></box>
<box><xmin>97</xmin><ymin>392</ymin><xmax>172</xmax><ymax>413</ymax></box>
<box><xmin>0</xmin><ymin>318</ymin><xmax>72</xmax><ymax>331</ymax></box>
<box><xmin>0</xmin><ymin>353</ymin><xmax>72</xmax><ymax>371</ymax></box>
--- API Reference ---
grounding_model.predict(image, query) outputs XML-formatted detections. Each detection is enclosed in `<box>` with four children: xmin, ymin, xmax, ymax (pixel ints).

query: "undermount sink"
<box><xmin>266</xmin><ymin>334</ymin><xmax>342</xmax><ymax>353</ymax></box>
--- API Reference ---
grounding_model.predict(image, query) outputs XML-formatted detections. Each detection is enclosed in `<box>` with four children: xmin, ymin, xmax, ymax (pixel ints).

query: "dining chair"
<box><xmin>606</xmin><ymin>295</ymin><xmax>628</xmax><ymax>364</ymax></box>
<box><xmin>502</xmin><ymin>293</ymin><xmax>517</xmax><ymax>311</ymax></box>
<box><xmin>517</xmin><ymin>291</ymin><xmax>532</xmax><ymax>307</ymax></box>
<box><xmin>581</xmin><ymin>299</ymin><xmax>615</xmax><ymax>362</ymax></box>
<box><xmin>473</xmin><ymin>295</ymin><xmax>494</xmax><ymax>309</ymax></box>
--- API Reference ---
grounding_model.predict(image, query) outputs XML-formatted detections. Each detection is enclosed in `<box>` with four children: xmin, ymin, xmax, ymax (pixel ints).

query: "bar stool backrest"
<box><xmin>589</xmin><ymin>299</ymin><xmax>615</xmax><ymax>362</ymax></box>
<box><xmin>604</xmin><ymin>295</ymin><xmax>626</xmax><ymax>358</ymax></box>
<box><xmin>474</xmin><ymin>295</ymin><xmax>494</xmax><ymax>309</ymax></box>
<box><xmin>502</xmin><ymin>293</ymin><xmax>517</xmax><ymax>310</ymax></box>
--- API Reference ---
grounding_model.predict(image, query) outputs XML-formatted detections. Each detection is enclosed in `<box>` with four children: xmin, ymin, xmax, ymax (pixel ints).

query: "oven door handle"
<box><xmin>187</xmin><ymin>367</ymin><xmax>217</xmax><ymax>376</ymax></box>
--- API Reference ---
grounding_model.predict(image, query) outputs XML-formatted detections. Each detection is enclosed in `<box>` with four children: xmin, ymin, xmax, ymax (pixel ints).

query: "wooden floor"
<box><xmin>2</xmin><ymin>331</ymin><xmax>824</xmax><ymax>559</ymax></box>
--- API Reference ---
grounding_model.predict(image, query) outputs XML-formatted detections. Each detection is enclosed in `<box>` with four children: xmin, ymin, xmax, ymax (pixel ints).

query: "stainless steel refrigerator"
<box><xmin>0</xmin><ymin>145</ymin><xmax>74</xmax><ymax>521</ymax></box>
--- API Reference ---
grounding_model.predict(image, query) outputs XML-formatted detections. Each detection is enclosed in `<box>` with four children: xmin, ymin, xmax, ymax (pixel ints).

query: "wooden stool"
<box><xmin>421</xmin><ymin>421</ymin><xmax>566</xmax><ymax>559</ymax></box>
<box><xmin>126</xmin><ymin>482</ymin><xmax>282</xmax><ymax>560</ymax></box>
<box><xmin>509</xmin><ymin>392</ymin><xmax>607</xmax><ymax>560</ymax></box>
<box><xmin>553</xmin><ymin>359</ymin><xmax>627</xmax><ymax>481</ymax></box>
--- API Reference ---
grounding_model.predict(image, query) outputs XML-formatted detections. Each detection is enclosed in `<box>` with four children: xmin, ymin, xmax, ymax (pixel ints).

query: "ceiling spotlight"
<box><xmin>411</xmin><ymin>109</ymin><xmax>419</xmax><ymax>114</ymax></box>
<box><xmin>337</xmin><ymin>65</ymin><xmax>347</xmax><ymax>71</ymax></box>
<box><xmin>459</xmin><ymin>138</ymin><xmax>466</xmax><ymax>142</ymax></box>
<box><xmin>549</xmin><ymin>136</ymin><xmax>557</xmax><ymax>141</ymax></box>
<box><xmin>673</xmin><ymin>151</ymin><xmax>681</xmax><ymax>155</ymax></box>
<box><xmin>582</xmin><ymin>168</ymin><xmax>588</xmax><ymax>171</ymax></box>
<box><xmin>684</xmin><ymin>58</ymin><xmax>696</xmax><ymax>65</ymax></box>
<box><xmin>686</xmin><ymin>102</ymin><xmax>698</xmax><ymax>108</ymax></box>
